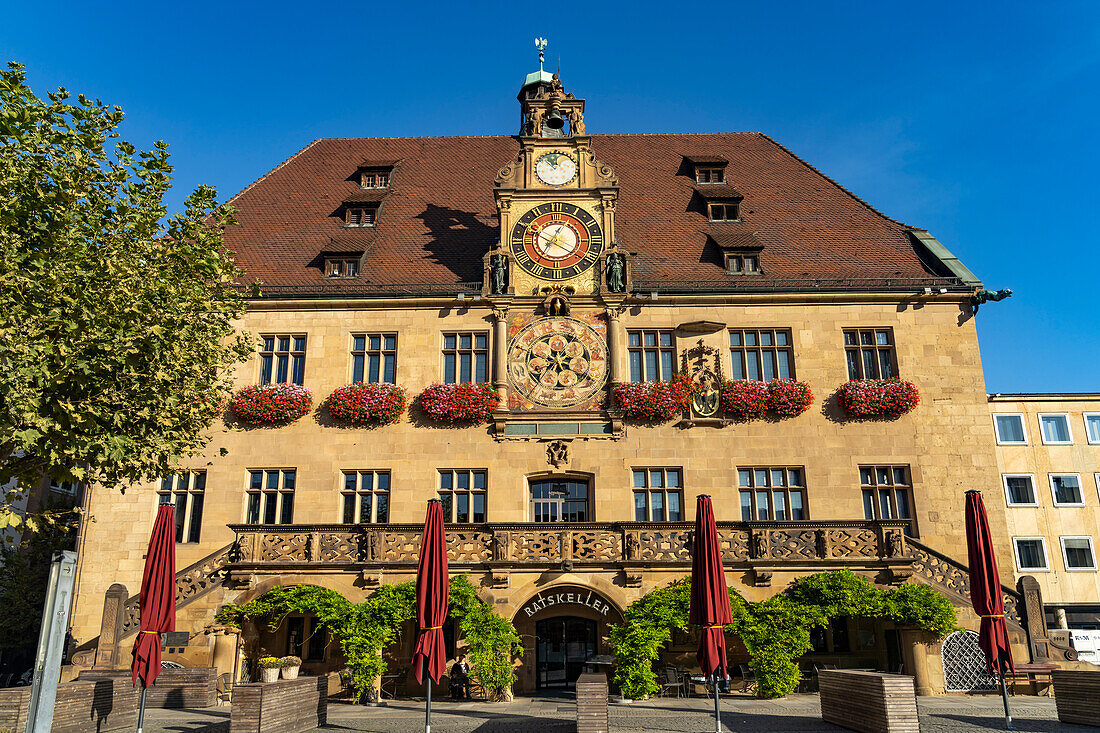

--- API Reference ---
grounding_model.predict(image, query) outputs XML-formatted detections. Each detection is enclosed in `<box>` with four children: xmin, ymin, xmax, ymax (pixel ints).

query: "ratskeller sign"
<box><xmin>520</xmin><ymin>586</ymin><xmax>614</xmax><ymax>618</ymax></box>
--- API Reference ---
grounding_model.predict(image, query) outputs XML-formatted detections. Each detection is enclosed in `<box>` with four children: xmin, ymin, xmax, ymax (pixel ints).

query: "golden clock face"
<box><xmin>535</xmin><ymin>152</ymin><xmax>577</xmax><ymax>186</ymax></box>
<box><xmin>510</xmin><ymin>202</ymin><xmax>604</xmax><ymax>280</ymax></box>
<box><xmin>508</xmin><ymin>316</ymin><xmax>608</xmax><ymax>409</ymax></box>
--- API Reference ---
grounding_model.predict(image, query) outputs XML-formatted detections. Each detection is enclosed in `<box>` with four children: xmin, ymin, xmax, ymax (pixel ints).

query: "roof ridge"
<box><xmin>755</xmin><ymin>132</ymin><xmax>917</xmax><ymax>230</ymax></box>
<box><xmin>304</xmin><ymin>131</ymin><xmax>763</xmax><ymax>142</ymax></box>
<box><xmin>226</xmin><ymin>139</ymin><xmax>322</xmax><ymax>205</ymax></box>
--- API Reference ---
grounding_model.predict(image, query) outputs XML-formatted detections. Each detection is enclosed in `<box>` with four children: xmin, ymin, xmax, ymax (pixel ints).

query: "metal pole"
<box><xmin>25</xmin><ymin>550</ymin><xmax>77</xmax><ymax>733</ymax></box>
<box><xmin>714</xmin><ymin>676</ymin><xmax>721</xmax><ymax>733</ymax></box>
<box><xmin>425</xmin><ymin>659</ymin><xmax>431</xmax><ymax>733</ymax></box>
<box><xmin>136</xmin><ymin>685</ymin><xmax>148</xmax><ymax>733</ymax></box>
<box><xmin>999</xmin><ymin>672</ymin><xmax>1014</xmax><ymax>730</ymax></box>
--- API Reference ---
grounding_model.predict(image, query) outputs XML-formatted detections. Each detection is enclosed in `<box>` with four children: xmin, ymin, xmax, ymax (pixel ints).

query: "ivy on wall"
<box><xmin>216</xmin><ymin>575</ymin><xmax>522</xmax><ymax>699</ymax></box>
<box><xmin>608</xmin><ymin>570</ymin><xmax>958</xmax><ymax>700</ymax></box>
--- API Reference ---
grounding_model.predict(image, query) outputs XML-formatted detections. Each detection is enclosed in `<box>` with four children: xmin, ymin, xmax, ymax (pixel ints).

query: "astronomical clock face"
<box><xmin>510</xmin><ymin>202</ymin><xmax>604</xmax><ymax>281</ymax></box>
<box><xmin>535</xmin><ymin>152</ymin><xmax>578</xmax><ymax>186</ymax></box>
<box><xmin>508</xmin><ymin>316</ymin><xmax>608</xmax><ymax>409</ymax></box>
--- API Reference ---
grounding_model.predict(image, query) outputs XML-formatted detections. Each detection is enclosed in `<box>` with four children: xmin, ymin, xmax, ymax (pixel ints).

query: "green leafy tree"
<box><xmin>0</xmin><ymin>62</ymin><xmax>252</xmax><ymax>530</ymax></box>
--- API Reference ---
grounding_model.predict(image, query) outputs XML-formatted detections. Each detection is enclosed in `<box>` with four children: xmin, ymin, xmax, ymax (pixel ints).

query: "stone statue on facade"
<box><xmin>971</xmin><ymin>288</ymin><xmax>1013</xmax><ymax>313</ymax></box>
<box><xmin>624</xmin><ymin>532</ymin><xmax>639</xmax><ymax>561</ymax></box>
<box><xmin>751</xmin><ymin>532</ymin><xmax>768</xmax><ymax>559</ymax></box>
<box><xmin>490</xmin><ymin>253</ymin><xmax>508</xmax><ymax>294</ymax></box>
<box><xmin>491</xmin><ymin>531</ymin><xmax>511</xmax><ymax>562</ymax></box>
<box><xmin>606</xmin><ymin>253</ymin><xmax>625</xmax><ymax>293</ymax></box>
<box><xmin>887</xmin><ymin>530</ymin><xmax>904</xmax><ymax>558</ymax></box>
<box><xmin>568</xmin><ymin>109</ymin><xmax>586</xmax><ymax>135</ymax></box>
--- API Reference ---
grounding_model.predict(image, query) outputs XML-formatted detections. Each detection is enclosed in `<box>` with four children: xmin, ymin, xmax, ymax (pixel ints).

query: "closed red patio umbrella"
<box><xmin>412</xmin><ymin>498</ymin><xmax>448</xmax><ymax>733</ymax></box>
<box><xmin>964</xmin><ymin>489</ymin><xmax>1015</xmax><ymax>729</ymax></box>
<box><xmin>131</xmin><ymin>504</ymin><xmax>177</xmax><ymax>733</ymax></box>
<box><xmin>690</xmin><ymin>494</ymin><xmax>732</xmax><ymax>733</ymax></box>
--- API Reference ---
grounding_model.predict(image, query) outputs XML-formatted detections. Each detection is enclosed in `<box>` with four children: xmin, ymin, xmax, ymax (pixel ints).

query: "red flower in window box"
<box><xmin>418</xmin><ymin>383</ymin><xmax>499</xmax><ymax>424</ymax></box>
<box><xmin>327</xmin><ymin>382</ymin><xmax>408</xmax><ymax>425</ymax></box>
<box><xmin>230</xmin><ymin>383</ymin><xmax>313</xmax><ymax>425</ymax></box>
<box><xmin>764</xmin><ymin>379</ymin><xmax>814</xmax><ymax>417</ymax></box>
<box><xmin>613</xmin><ymin>377</ymin><xmax>690</xmax><ymax>422</ymax></box>
<box><xmin>719</xmin><ymin>379</ymin><xmax>768</xmax><ymax>421</ymax></box>
<box><xmin>836</xmin><ymin>378</ymin><xmax>920</xmax><ymax>418</ymax></box>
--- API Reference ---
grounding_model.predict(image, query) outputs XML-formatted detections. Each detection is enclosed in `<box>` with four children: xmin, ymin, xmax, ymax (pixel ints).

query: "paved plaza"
<box><xmin>141</xmin><ymin>693</ymin><xmax>1092</xmax><ymax>732</ymax></box>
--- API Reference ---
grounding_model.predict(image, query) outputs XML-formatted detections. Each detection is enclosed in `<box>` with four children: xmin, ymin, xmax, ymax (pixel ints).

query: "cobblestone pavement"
<box><xmin>142</xmin><ymin>692</ymin><xmax>1091</xmax><ymax>732</ymax></box>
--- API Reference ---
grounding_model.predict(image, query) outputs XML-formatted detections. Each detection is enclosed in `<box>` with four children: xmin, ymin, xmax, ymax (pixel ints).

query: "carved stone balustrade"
<box><xmin>224</xmin><ymin>520</ymin><xmax>915</xmax><ymax>578</ymax></box>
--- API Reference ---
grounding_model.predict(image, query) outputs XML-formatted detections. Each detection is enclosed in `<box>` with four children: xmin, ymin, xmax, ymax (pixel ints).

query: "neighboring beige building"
<box><xmin>65</xmin><ymin>66</ymin><xmax>1065</xmax><ymax>695</ymax></box>
<box><xmin>990</xmin><ymin>393</ymin><xmax>1100</xmax><ymax>629</ymax></box>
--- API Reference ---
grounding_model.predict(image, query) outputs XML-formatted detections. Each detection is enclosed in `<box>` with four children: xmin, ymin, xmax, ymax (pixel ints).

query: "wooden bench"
<box><xmin>1052</xmin><ymin>669</ymin><xmax>1100</xmax><ymax>727</ymax></box>
<box><xmin>818</xmin><ymin>669</ymin><xmax>918</xmax><ymax>733</ymax></box>
<box><xmin>1005</xmin><ymin>663</ymin><xmax>1057</xmax><ymax>696</ymax></box>
<box><xmin>575</xmin><ymin>673</ymin><xmax>608</xmax><ymax>733</ymax></box>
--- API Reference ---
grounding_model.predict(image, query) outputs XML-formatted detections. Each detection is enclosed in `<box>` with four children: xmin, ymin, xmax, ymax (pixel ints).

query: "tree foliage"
<box><xmin>0</xmin><ymin>63</ymin><xmax>252</xmax><ymax>529</ymax></box>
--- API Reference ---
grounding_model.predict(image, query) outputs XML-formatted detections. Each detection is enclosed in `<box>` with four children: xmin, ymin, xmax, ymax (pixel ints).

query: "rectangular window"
<box><xmin>246</xmin><ymin>469</ymin><xmax>296</xmax><ymax>525</ymax></box>
<box><xmin>351</xmin><ymin>333</ymin><xmax>397</xmax><ymax>384</ymax></box>
<box><xmin>48</xmin><ymin>479</ymin><xmax>80</xmax><ymax>496</ymax></box>
<box><xmin>1013</xmin><ymin>537</ymin><xmax>1048</xmax><ymax>571</ymax></box>
<box><xmin>1086</xmin><ymin>414</ymin><xmax>1100</xmax><ymax>445</ymax></box>
<box><xmin>843</xmin><ymin>328</ymin><xmax>896</xmax><ymax>379</ymax></box>
<box><xmin>1039</xmin><ymin>413</ymin><xmax>1072</xmax><ymax>444</ymax></box>
<box><xmin>695</xmin><ymin>167</ymin><xmax>725</xmax><ymax>183</ymax></box>
<box><xmin>628</xmin><ymin>330</ymin><xmax>676</xmax><ymax>382</ymax></box>
<box><xmin>1060</xmin><ymin>537</ymin><xmax>1097</xmax><ymax>571</ymax></box>
<box><xmin>442</xmin><ymin>332</ymin><xmax>489</xmax><ymax>384</ymax></box>
<box><xmin>729</xmin><ymin>329</ymin><xmax>794</xmax><ymax>380</ymax></box>
<box><xmin>157</xmin><ymin>471</ymin><xmax>206</xmax><ymax>543</ymax></box>
<box><xmin>325</xmin><ymin>258</ymin><xmax>360</xmax><ymax>278</ymax></box>
<box><xmin>993</xmin><ymin>414</ymin><xmax>1027</xmax><ymax>445</ymax></box>
<box><xmin>345</xmin><ymin>205</ymin><xmax>378</xmax><ymax>227</ymax></box>
<box><xmin>340</xmin><ymin>471</ymin><xmax>390</xmax><ymax>523</ymax></box>
<box><xmin>707</xmin><ymin>202</ymin><xmax>738</xmax><ymax>221</ymax></box>
<box><xmin>1002</xmin><ymin>475</ymin><xmax>1037</xmax><ymax>506</ymax></box>
<box><xmin>726</xmin><ymin>254</ymin><xmax>760</xmax><ymax>275</ymax></box>
<box><xmin>632</xmin><ymin>468</ymin><xmax>684</xmax><ymax>522</ymax></box>
<box><xmin>859</xmin><ymin>466</ymin><xmax>915</xmax><ymax>536</ymax></box>
<box><xmin>738</xmin><ymin>467</ymin><xmax>806</xmax><ymax>521</ymax></box>
<box><xmin>438</xmin><ymin>470</ymin><xmax>486</xmax><ymax>523</ymax></box>
<box><xmin>361</xmin><ymin>170</ymin><xmax>390</xmax><ymax>188</ymax></box>
<box><xmin>1050</xmin><ymin>474</ymin><xmax>1084</xmax><ymax>506</ymax></box>
<box><xmin>259</xmin><ymin>334</ymin><xmax>306</xmax><ymax>385</ymax></box>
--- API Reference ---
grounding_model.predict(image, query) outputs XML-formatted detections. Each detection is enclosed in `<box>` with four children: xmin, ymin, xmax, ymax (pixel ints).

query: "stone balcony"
<box><xmin>224</xmin><ymin>519</ymin><xmax>916</xmax><ymax>587</ymax></box>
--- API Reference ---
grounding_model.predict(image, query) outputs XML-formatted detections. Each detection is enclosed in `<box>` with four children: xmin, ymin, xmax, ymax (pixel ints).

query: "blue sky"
<box><xmin>3</xmin><ymin>1</ymin><xmax>1098</xmax><ymax>392</ymax></box>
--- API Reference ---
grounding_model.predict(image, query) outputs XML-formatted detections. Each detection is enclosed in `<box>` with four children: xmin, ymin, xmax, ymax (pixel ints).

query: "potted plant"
<box><xmin>258</xmin><ymin>656</ymin><xmax>282</xmax><ymax>683</ymax></box>
<box><xmin>836</xmin><ymin>378</ymin><xmax>920</xmax><ymax>418</ymax></box>
<box><xmin>612</xmin><ymin>377</ymin><xmax>689</xmax><ymax>422</ymax></box>
<box><xmin>418</xmin><ymin>382</ymin><xmax>499</xmax><ymax>424</ymax></box>
<box><xmin>327</xmin><ymin>382</ymin><xmax>408</xmax><ymax>425</ymax></box>
<box><xmin>231</xmin><ymin>383</ymin><xmax>313</xmax><ymax>425</ymax></box>
<box><xmin>281</xmin><ymin>655</ymin><xmax>302</xmax><ymax>680</ymax></box>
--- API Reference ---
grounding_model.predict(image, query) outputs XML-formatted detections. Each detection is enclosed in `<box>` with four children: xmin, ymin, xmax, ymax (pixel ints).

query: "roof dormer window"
<box><xmin>696</xmin><ymin>167</ymin><xmax>725</xmax><ymax>184</ymax></box>
<box><xmin>725</xmin><ymin>253</ymin><xmax>760</xmax><ymax>275</ymax></box>
<box><xmin>325</xmin><ymin>258</ymin><xmax>360</xmax><ymax>278</ymax></box>
<box><xmin>345</xmin><ymin>205</ymin><xmax>378</xmax><ymax>227</ymax></box>
<box><xmin>708</xmin><ymin>202</ymin><xmax>739</xmax><ymax>221</ymax></box>
<box><xmin>361</xmin><ymin>170</ymin><xmax>390</xmax><ymax>189</ymax></box>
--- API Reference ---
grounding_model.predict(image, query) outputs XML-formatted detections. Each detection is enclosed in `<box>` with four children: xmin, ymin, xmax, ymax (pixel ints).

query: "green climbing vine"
<box><xmin>216</xmin><ymin>575</ymin><xmax>522</xmax><ymax>699</ymax></box>
<box><xmin>608</xmin><ymin>569</ymin><xmax>958</xmax><ymax>700</ymax></box>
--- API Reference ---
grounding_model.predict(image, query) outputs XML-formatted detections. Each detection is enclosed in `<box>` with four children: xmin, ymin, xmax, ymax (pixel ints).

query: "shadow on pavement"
<box><xmin>934</xmin><ymin>713</ymin><xmax>1095</xmax><ymax>732</ymax></box>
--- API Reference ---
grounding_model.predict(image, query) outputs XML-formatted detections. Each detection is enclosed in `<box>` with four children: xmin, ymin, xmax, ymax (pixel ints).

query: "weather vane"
<box><xmin>535</xmin><ymin>37</ymin><xmax>548</xmax><ymax>72</ymax></box>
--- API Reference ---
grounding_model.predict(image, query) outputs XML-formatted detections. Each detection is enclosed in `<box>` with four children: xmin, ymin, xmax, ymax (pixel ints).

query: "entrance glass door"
<box><xmin>535</xmin><ymin>616</ymin><xmax>597</xmax><ymax>689</ymax></box>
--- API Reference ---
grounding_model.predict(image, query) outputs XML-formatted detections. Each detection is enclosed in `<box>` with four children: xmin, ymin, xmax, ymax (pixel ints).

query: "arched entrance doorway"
<box><xmin>512</xmin><ymin>585</ymin><xmax>623</xmax><ymax>692</ymax></box>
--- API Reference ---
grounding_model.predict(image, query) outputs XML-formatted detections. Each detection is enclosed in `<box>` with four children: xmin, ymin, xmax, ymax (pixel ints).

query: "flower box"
<box><xmin>327</xmin><ymin>382</ymin><xmax>408</xmax><ymax>425</ymax></box>
<box><xmin>764</xmin><ymin>379</ymin><xmax>814</xmax><ymax>417</ymax></box>
<box><xmin>613</xmin><ymin>379</ymin><xmax>689</xmax><ymax>422</ymax></box>
<box><xmin>719</xmin><ymin>380</ymin><xmax>767</xmax><ymax>420</ymax></box>
<box><xmin>418</xmin><ymin>383</ymin><xmax>499</xmax><ymax>424</ymax></box>
<box><xmin>836</xmin><ymin>378</ymin><xmax>920</xmax><ymax>418</ymax></box>
<box><xmin>230</xmin><ymin>384</ymin><xmax>312</xmax><ymax>425</ymax></box>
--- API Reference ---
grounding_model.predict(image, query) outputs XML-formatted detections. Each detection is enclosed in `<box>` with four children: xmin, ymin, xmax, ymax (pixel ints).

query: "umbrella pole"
<box><xmin>136</xmin><ymin>683</ymin><xmax>148</xmax><ymax>733</ymax></box>
<box><xmin>998</xmin><ymin>672</ymin><xmax>1014</xmax><ymax>730</ymax></box>
<box><xmin>714</xmin><ymin>678</ymin><xmax>720</xmax><ymax>733</ymax></box>
<box><xmin>425</xmin><ymin>659</ymin><xmax>432</xmax><ymax>733</ymax></box>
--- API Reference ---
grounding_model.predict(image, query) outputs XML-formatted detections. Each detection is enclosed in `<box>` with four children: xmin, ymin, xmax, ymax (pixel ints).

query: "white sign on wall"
<box><xmin>520</xmin><ymin>588</ymin><xmax>614</xmax><ymax>618</ymax></box>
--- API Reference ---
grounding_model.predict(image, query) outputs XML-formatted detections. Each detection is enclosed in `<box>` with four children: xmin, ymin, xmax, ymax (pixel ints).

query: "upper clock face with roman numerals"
<box><xmin>509</xmin><ymin>202</ymin><xmax>604</xmax><ymax>280</ymax></box>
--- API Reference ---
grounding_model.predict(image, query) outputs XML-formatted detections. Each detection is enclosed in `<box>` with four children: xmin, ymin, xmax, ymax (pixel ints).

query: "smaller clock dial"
<box><xmin>535</xmin><ymin>152</ymin><xmax>578</xmax><ymax>186</ymax></box>
<box><xmin>510</xmin><ymin>202</ymin><xmax>604</xmax><ymax>280</ymax></box>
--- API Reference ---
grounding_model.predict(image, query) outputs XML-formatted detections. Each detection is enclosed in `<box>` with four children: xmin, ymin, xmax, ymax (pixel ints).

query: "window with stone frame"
<box><xmin>843</xmin><ymin>328</ymin><xmax>896</xmax><ymax>379</ymax></box>
<box><xmin>738</xmin><ymin>467</ymin><xmax>806</xmax><ymax>521</ymax></box>
<box><xmin>627</xmin><ymin>330</ymin><xmax>676</xmax><ymax>382</ymax></box>
<box><xmin>438</xmin><ymin>469</ymin><xmax>486</xmax><ymax>523</ymax></box>
<box><xmin>632</xmin><ymin>468</ymin><xmax>684</xmax><ymax>522</ymax></box>
<box><xmin>442</xmin><ymin>332</ymin><xmax>489</xmax><ymax>384</ymax></box>
<box><xmin>729</xmin><ymin>328</ymin><xmax>795</xmax><ymax>380</ymax></box>
<box><xmin>259</xmin><ymin>335</ymin><xmax>306</xmax><ymax>385</ymax></box>
<box><xmin>860</xmin><ymin>465</ymin><xmax>915</xmax><ymax>536</ymax></box>
<box><xmin>158</xmin><ymin>471</ymin><xmax>206</xmax><ymax>543</ymax></box>
<box><xmin>341</xmin><ymin>470</ymin><xmax>390</xmax><ymax>524</ymax></box>
<box><xmin>246</xmin><ymin>469</ymin><xmax>296</xmax><ymax>525</ymax></box>
<box><xmin>352</xmin><ymin>333</ymin><xmax>397</xmax><ymax>384</ymax></box>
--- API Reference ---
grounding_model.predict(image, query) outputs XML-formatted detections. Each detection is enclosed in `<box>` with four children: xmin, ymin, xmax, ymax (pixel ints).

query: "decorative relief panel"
<box><xmin>511</xmin><ymin>530</ymin><xmax>562</xmax><ymax>561</ymax></box>
<box><xmin>319</xmin><ymin>532</ymin><xmax>358</xmax><ymax>563</ymax></box>
<box><xmin>769</xmin><ymin>529</ymin><xmax>819</xmax><ymax>560</ymax></box>
<box><xmin>448</xmin><ymin>531</ymin><xmax>492</xmax><ymax>562</ymax></box>
<box><xmin>635</xmin><ymin>529</ymin><xmax>693</xmax><ymax>561</ymax></box>
<box><xmin>828</xmin><ymin>528</ymin><xmax>879</xmax><ymax>558</ymax></box>
<box><xmin>383</xmin><ymin>531</ymin><xmax>421</xmax><ymax>562</ymax></box>
<box><xmin>259</xmin><ymin>533</ymin><xmax>310</xmax><ymax>562</ymax></box>
<box><xmin>571</xmin><ymin>529</ymin><xmax>620</xmax><ymax>560</ymax></box>
<box><xmin>507</xmin><ymin>313</ymin><xmax>608</xmax><ymax>411</ymax></box>
<box><xmin>718</xmin><ymin>528</ymin><xmax>749</xmax><ymax>561</ymax></box>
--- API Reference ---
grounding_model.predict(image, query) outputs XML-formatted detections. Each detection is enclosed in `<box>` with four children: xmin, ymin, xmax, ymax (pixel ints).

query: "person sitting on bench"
<box><xmin>450</xmin><ymin>654</ymin><xmax>471</xmax><ymax>700</ymax></box>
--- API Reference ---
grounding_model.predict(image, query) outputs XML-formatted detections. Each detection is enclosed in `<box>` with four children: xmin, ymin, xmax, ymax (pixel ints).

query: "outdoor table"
<box><xmin>1006</xmin><ymin>663</ymin><xmax>1057</xmax><ymax>696</ymax></box>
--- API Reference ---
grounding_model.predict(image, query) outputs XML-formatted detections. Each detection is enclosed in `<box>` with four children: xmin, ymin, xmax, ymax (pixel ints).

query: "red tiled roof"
<box><xmin>224</xmin><ymin>132</ymin><xmax>944</xmax><ymax>291</ymax></box>
<box><xmin>707</xmin><ymin>223</ymin><xmax>764</xmax><ymax>251</ymax></box>
<box><xmin>342</xmin><ymin>189</ymin><xmax>390</xmax><ymax>204</ymax></box>
<box><xmin>693</xmin><ymin>184</ymin><xmax>743</xmax><ymax>199</ymax></box>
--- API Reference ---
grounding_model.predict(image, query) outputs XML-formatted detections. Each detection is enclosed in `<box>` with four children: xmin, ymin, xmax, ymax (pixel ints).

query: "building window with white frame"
<box><xmin>246</xmin><ymin>469</ymin><xmax>296</xmax><ymax>525</ymax></box>
<box><xmin>158</xmin><ymin>471</ymin><xmax>205</xmax><ymax>543</ymax></box>
<box><xmin>1002</xmin><ymin>475</ymin><xmax>1037</xmax><ymax>506</ymax></box>
<box><xmin>1050</xmin><ymin>474</ymin><xmax>1084</xmax><ymax>506</ymax></box>
<box><xmin>1013</xmin><ymin>537</ymin><xmax>1048</xmax><ymax>571</ymax></box>
<box><xmin>1060</xmin><ymin>537</ymin><xmax>1097</xmax><ymax>571</ymax></box>
<box><xmin>739</xmin><ymin>467</ymin><xmax>807</xmax><ymax>521</ymax></box>
<box><xmin>993</xmin><ymin>414</ymin><xmax>1027</xmax><ymax>445</ymax></box>
<box><xmin>632</xmin><ymin>468</ymin><xmax>684</xmax><ymax>522</ymax></box>
<box><xmin>1038</xmin><ymin>413</ymin><xmax>1072</xmax><ymax>445</ymax></box>
<box><xmin>1085</xmin><ymin>413</ymin><xmax>1100</xmax><ymax>444</ymax></box>
<box><xmin>341</xmin><ymin>471</ymin><xmax>390</xmax><ymax>524</ymax></box>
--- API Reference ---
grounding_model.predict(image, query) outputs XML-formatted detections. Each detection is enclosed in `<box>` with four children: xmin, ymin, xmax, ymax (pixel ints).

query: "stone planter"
<box><xmin>281</xmin><ymin>666</ymin><xmax>300</xmax><ymax>680</ymax></box>
<box><xmin>260</xmin><ymin>667</ymin><xmax>280</xmax><ymax>683</ymax></box>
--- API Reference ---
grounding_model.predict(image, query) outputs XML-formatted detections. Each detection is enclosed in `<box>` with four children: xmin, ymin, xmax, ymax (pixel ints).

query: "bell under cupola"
<box><xmin>518</xmin><ymin>38</ymin><xmax>586</xmax><ymax>138</ymax></box>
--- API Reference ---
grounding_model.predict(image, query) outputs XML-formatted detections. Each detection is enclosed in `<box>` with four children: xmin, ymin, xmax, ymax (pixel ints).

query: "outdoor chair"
<box><xmin>216</xmin><ymin>672</ymin><xmax>233</xmax><ymax>706</ymax></box>
<box><xmin>737</xmin><ymin>664</ymin><xmax>757</xmax><ymax>695</ymax></box>
<box><xmin>659</xmin><ymin>667</ymin><xmax>684</xmax><ymax>698</ymax></box>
